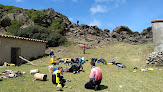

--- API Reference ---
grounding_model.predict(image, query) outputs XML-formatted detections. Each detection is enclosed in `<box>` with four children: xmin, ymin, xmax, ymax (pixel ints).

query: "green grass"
<box><xmin>0</xmin><ymin>43</ymin><xmax>163</xmax><ymax>92</ymax></box>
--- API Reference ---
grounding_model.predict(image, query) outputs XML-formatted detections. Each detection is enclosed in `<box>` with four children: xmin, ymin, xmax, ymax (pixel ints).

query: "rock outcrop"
<box><xmin>0</xmin><ymin>4</ymin><xmax>153</xmax><ymax>48</ymax></box>
<box><xmin>111</xmin><ymin>26</ymin><xmax>152</xmax><ymax>44</ymax></box>
<box><xmin>146</xmin><ymin>52</ymin><xmax>163</xmax><ymax>64</ymax></box>
<box><xmin>66</xmin><ymin>24</ymin><xmax>113</xmax><ymax>48</ymax></box>
<box><xmin>42</xmin><ymin>8</ymin><xmax>71</xmax><ymax>27</ymax></box>
<box><xmin>1</xmin><ymin>13</ymin><xmax>34</xmax><ymax>28</ymax></box>
<box><xmin>65</xmin><ymin>25</ymin><xmax>153</xmax><ymax>48</ymax></box>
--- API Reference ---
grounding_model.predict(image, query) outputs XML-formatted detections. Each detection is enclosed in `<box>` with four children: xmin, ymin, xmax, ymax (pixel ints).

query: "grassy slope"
<box><xmin>0</xmin><ymin>43</ymin><xmax>163</xmax><ymax>92</ymax></box>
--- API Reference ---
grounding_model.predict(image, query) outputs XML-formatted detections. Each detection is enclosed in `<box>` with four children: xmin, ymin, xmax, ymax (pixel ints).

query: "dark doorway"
<box><xmin>11</xmin><ymin>48</ymin><xmax>21</xmax><ymax>65</ymax></box>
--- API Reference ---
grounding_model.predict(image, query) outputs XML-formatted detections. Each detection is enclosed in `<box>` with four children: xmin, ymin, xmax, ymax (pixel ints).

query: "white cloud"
<box><xmin>90</xmin><ymin>5</ymin><xmax>107</xmax><ymax>14</ymax></box>
<box><xmin>72</xmin><ymin>0</ymin><xmax>78</xmax><ymax>2</ymax></box>
<box><xmin>89</xmin><ymin>19</ymin><xmax>101</xmax><ymax>27</ymax></box>
<box><xmin>91</xmin><ymin>0</ymin><xmax>127</xmax><ymax>14</ymax></box>
<box><xmin>15</xmin><ymin>0</ymin><xmax>22</xmax><ymax>2</ymax></box>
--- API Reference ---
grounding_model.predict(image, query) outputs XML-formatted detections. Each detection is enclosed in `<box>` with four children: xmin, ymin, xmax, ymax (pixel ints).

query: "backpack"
<box><xmin>99</xmin><ymin>59</ymin><xmax>106</xmax><ymax>64</ymax></box>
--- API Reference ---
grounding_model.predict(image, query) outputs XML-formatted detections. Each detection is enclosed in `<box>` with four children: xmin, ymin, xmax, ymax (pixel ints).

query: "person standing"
<box><xmin>82</xmin><ymin>44</ymin><xmax>86</xmax><ymax>54</ymax></box>
<box><xmin>77</xmin><ymin>20</ymin><xmax>79</xmax><ymax>25</ymax></box>
<box><xmin>49</xmin><ymin>50</ymin><xmax>54</xmax><ymax>58</ymax></box>
<box><xmin>85</xmin><ymin>61</ymin><xmax>102</xmax><ymax>91</ymax></box>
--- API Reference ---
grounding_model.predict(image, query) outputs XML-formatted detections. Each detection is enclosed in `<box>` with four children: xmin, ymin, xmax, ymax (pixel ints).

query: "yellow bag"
<box><xmin>9</xmin><ymin>64</ymin><xmax>15</xmax><ymax>66</ymax></box>
<box><xmin>147</xmin><ymin>68</ymin><xmax>154</xmax><ymax>71</ymax></box>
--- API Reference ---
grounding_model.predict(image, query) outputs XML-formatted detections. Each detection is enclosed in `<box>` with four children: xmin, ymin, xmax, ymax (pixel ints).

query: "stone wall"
<box><xmin>0</xmin><ymin>37</ymin><xmax>46</xmax><ymax>65</ymax></box>
<box><xmin>152</xmin><ymin>22</ymin><xmax>163</xmax><ymax>52</ymax></box>
<box><xmin>146</xmin><ymin>52</ymin><xmax>163</xmax><ymax>64</ymax></box>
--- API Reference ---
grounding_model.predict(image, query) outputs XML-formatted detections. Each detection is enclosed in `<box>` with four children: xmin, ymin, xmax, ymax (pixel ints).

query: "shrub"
<box><xmin>26</xmin><ymin>9</ymin><xmax>48</xmax><ymax>27</ymax></box>
<box><xmin>16</xmin><ymin>25</ymin><xmax>50</xmax><ymax>41</ymax></box>
<box><xmin>7</xmin><ymin>19</ymin><xmax>21</xmax><ymax>34</ymax></box>
<box><xmin>15</xmin><ymin>25</ymin><xmax>66</xmax><ymax>47</ymax></box>
<box><xmin>46</xmin><ymin>32</ymin><xmax>67</xmax><ymax>47</ymax></box>
<box><xmin>0</xmin><ymin>4</ymin><xmax>4</xmax><ymax>9</ymax></box>
<box><xmin>63</xmin><ymin>41</ymin><xmax>72</xmax><ymax>47</ymax></box>
<box><xmin>49</xmin><ymin>18</ymin><xmax>66</xmax><ymax>34</ymax></box>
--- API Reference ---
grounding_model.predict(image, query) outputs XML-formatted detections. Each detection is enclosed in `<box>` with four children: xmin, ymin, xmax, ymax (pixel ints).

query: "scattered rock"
<box><xmin>0</xmin><ymin>70</ymin><xmax>24</xmax><ymax>78</ymax></box>
<box><xmin>64</xmin><ymin>86</ymin><xmax>67</xmax><ymax>88</ymax></box>
<box><xmin>69</xmin><ymin>86</ymin><xmax>72</xmax><ymax>89</ymax></box>
<box><xmin>146</xmin><ymin>52</ymin><xmax>163</xmax><ymax>64</ymax></box>
<box><xmin>138</xmin><ymin>51</ymin><xmax>143</xmax><ymax>55</ymax></box>
<box><xmin>57</xmin><ymin>49</ymin><xmax>65</xmax><ymax>53</ymax></box>
<box><xmin>159</xmin><ymin>69</ymin><xmax>162</xmax><ymax>71</ymax></box>
<box><xmin>119</xmin><ymin>85</ymin><xmax>123</xmax><ymax>88</ymax></box>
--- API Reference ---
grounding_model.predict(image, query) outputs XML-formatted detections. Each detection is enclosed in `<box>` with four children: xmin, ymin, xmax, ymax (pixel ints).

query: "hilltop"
<box><xmin>0</xmin><ymin>4</ymin><xmax>153</xmax><ymax>48</ymax></box>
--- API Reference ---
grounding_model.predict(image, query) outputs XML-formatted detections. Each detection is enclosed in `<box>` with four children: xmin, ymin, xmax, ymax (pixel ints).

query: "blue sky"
<box><xmin>0</xmin><ymin>0</ymin><xmax>163</xmax><ymax>33</ymax></box>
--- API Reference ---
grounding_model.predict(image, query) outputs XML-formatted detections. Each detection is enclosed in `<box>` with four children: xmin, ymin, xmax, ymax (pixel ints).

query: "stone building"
<box><xmin>152</xmin><ymin>19</ymin><xmax>163</xmax><ymax>52</ymax></box>
<box><xmin>0</xmin><ymin>34</ymin><xmax>47</xmax><ymax>65</ymax></box>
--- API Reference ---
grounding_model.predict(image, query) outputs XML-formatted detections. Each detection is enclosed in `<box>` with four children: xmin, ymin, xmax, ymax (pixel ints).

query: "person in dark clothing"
<box><xmin>74</xmin><ymin>58</ymin><xmax>79</xmax><ymax>63</ymax></box>
<box><xmin>77</xmin><ymin>20</ymin><xmax>79</xmax><ymax>25</ymax></box>
<box><xmin>98</xmin><ymin>59</ymin><xmax>107</xmax><ymax>64</ymax></box>
<box><xmin>91</xmin><ymin>58</ymin><xmax>97</xmax><ymax>63</ymax></box>
<box><xmin>71</xmin><ymin>57</ymin><xmax>75</xmax><ymax>63</ymax></box>
<box><xmin>68</xmin><ymin>63</ymin><xmax>84</xmax><ymax>74</ymax></box>
<box><xmin>85</xmin><ymin>61</ymin><xmax>102</xmax><ymax>91</ymax></box>
<box><xmin>49</xmin><ymin>50</ymin><xmax>54</xmax><ymax>58</ymax></box>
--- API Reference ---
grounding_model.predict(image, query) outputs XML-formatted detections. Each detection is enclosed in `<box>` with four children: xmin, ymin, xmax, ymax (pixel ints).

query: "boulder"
<box><xmin>1</xmin><ymin>13</ymin><xmax>34</xmax><ymax>28</ymax></box>
<box><xmin>0</xmin><ymin>27</ymin><xmax>6</xmax><ymax>33</ymax></box>
<box><xmin>111</xmin><ymin>26</ymin><xmax>153</xmax><ymax>44</ymax></box>
<box><xmin>141</xmin><ymin>27</ymin><xmax>152</xmax><ymax>38</ymax></box>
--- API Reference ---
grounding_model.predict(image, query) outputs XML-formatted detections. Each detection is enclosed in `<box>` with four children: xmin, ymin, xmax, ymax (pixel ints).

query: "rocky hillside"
<box><xmin>0</xmin><ymin>4</ymin><xmax>153</xmax><ymax>48</ymax></box>
<box><xmin>66</xmin><ymin>24</ymin><xmax>152</xmax><ymax>48</ymax></box>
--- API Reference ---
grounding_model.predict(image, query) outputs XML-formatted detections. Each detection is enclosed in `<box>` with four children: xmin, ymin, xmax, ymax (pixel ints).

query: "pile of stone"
<box><xmin>146</xmin><ymin>52</ymin><xmax>163</xmax><ymax>64</ymax></box>
<box><xmin>0</xmin><ymin>70</ymin><xmax>25</xmax><ymax>78</ymax></box>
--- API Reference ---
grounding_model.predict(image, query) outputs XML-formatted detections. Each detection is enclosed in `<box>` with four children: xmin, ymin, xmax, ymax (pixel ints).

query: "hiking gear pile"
<box><xmin>0</xmin><ymin>70</ymin><xmax>25</xmax><ymax>78</ymax></box>
<box><xmin>107</xmin><ymin>60</ymin><xmax>126</xmax><ymax>68</ymax></box>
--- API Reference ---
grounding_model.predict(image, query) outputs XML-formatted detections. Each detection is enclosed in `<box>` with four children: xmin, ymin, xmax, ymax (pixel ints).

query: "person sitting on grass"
<box><xmin>71</xmin><ymin>57</ymin><xmax>75</xmax><ymax>63</ymax></box>
<box><xmin>85</xmin><ymin>61</ymin><xmax>102</xmax><ymax>91</ymax></box>
<box><xmin>50</xmin><ymin>56</ymin><xmax>58</xmax><ymax>65</ymax></box>
<box><xmin>52</xmin><ymin>67</ymin><xmax>66</xmax><ymax>91</ymax></box>
<box><xmin>63</xmin><ymin>62</ymin><xmax>84</xmax><ymax>74</ymax></box>
<box><xmin>69</xmin><ymin>62</ymin><xmax>84</xmax><ymax>74</ymax></box>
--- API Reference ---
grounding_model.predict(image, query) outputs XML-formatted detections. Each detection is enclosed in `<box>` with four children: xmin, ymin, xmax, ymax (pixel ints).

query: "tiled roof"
<box><xmin>0</xmin><ymin>34</ymin><xmax>47</xmax><ymax>43</ymax></box>
<box><xmin>151</xmin><ymin>19</ymin><xmax>163</xmax><ymax>23</ymax></box>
